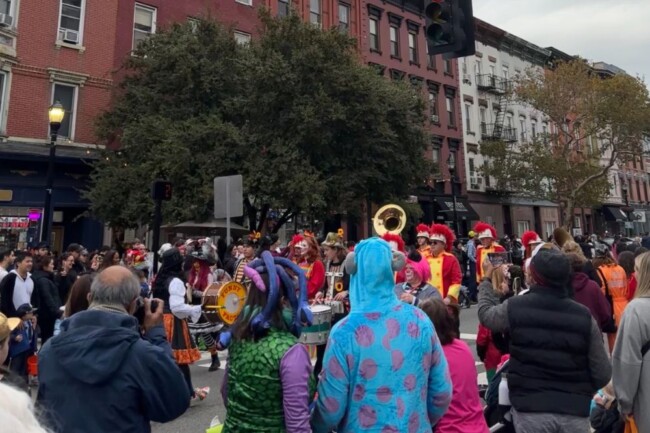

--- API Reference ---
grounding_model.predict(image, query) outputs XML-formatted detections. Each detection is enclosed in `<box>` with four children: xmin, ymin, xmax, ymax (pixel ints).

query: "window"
<box><xmin>0</xmin><ymin>72</ymin><xmax>6</xmax><ymax>131</ymax></box>
<box><xmin>428</xmin><ymin>90</ymin><xmax>438</xmax><ymax>121</ymax></box>
<box><xmin>0</xmin><ymin>0</ymin><xmax>9</xmax><ymax>15</ymax></box>
<box><xmin>389</xmin><ymin>25</ymin><xmax>399</xmax><ymax>57</ymax></box>
<box><xmin>432</xmin><ymin>146</ymin><xmax>440</xmax><ymax>164</ymax></box>
<box><xmin>479</xmin><ymin>107</ymin><xmax>487</xmax><ymax>133</ymax></box>
<box><xmin>531</xmin><ymin>121</ymin><xmax>537</xmax><ymax>139</ymax></box>
<box><xmin>58</xmin><ymin>0</ymin><xmax>85</xmax><ymax>44</ymax></box>
<box><xmin>52</xmin><ymin>83</ymin><xmax>77</xmax><ymax>139</ymax></box>
<box><xmin>517</xmin><ymin>221</ymin><xmax>530</xmax><ymax>237</ymax></box>
<box><xmin>309</xmin><ymin>0</ymin><xmax>321</xmax><ymax>27</ymax></box>
<box><xmin>446</xmin><ymin>95</ymin><xmax>455</xmax><ymax>126</ymax></box>
<box><xmin>503</xmin><ymin>68</ymin><xmax>509</xmax><ymax>80</ymax></box>
<box><xmin>369</xmin><ymin>17</ymin><xmax>379</xmax><ymax>51</ymax></box>
<box><xmin>475</xmin><ymin>61</ymin><xmax>481</xmax><ymax>76</ymax></box>
<box><xmin>469</xmin><ymin>157</ymin><xmax>475</xmax><ymax>177</ymax></box>
<box><xmin>542</xmin><ymin>122</ymin><xmax>548</xmax><ymax>136</ymax></box>
<box><xmin>489</xmin><ymin>64</ymin><xmax>495</xmax><ymax>76</ymax></box>
<box><xmin>544</xmin><ymin>221</ymin><xmax>556</xmax><ymax>239</ymax></box>
<box><xmin>233</xmin><ymin>31</ymin><xmax>251</xmax><ymax>45</ymax></box>
<box><xmin>408</xmin><ymin>31</ymin><xmax>417</xmax><ymax>63</ymax></box>
<box><xmin>133</xmin><ymin>4</ymin><xmax>156</xmax><ymax>50</ymax></box>
<box><xmin>338</xmin><ymin>3</ymin><xmax>349</xmax><ymax>33</ymax></box>
<box><xmin>278</xmin><ymin>0</ymin><xmax>290</xmax><ymax>17</ymax></box>
<box><xmin>236</xmin><ymin>0</ymin><xmax>253</xmax><ymax>5</ymax></box>
<box><xmin>464</xmin><ymin>104</ymin><xmax>472</xmax><ymax>132</ymax></box>
<box><xmin>187</xmin><ymin>17</ymin><xmax>200</xmax><ymax>32</ymax></box>
<box><xmin>444</xmin><ymin>59</ymin><xmax>452</xmax><ymax>75</ymax></box>
<box><xmin>519</xmin><ymin>117</ymin><xmax>526</xmax><ymax>142</ymax></box>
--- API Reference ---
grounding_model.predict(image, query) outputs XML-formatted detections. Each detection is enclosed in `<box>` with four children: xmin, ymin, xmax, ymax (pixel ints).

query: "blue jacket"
<box><xmin>9</xmin><ymin>320</ymin><xmax>36</xmax><ymax>358</ymax></box>
<box><xmin>312</xmin><ymin>238</ymin><xmax>452</xmax><ymax>433</ymax></box>
<box><xmin>37</xmin><ymin>309</ymin><xmax>190</xmax><ymax>433</ymax></box>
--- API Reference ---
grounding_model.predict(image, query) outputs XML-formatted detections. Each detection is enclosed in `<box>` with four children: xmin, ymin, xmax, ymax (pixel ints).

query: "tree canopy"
<box><xmin>85</xmin><ymin>13</ymin><xmax>432</xmax><ymax>231</ymax></box>
<box><xmin>480</xmin><ymin>60</ymin><xmax>650</xmax><ymax>229</ymax></box>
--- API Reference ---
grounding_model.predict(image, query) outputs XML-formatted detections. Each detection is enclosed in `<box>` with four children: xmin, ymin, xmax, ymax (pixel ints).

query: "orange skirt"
<box><xmin>163</xmin><ymin>313</ymin><xmax>201</xmax><ymax>365</ymax></box>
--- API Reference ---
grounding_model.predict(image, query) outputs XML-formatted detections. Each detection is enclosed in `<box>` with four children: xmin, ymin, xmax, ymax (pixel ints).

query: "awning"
<box><xmin>162</xmin><ymin>219</ymin><xmax>248</xmax><ymax>231</ymax></box>
<box><xmin>435</xmin><ymin>197</ymin><xmax>480</xmax><ymax>221</ymax></box>
<box><xmin>602</xmin><ymin>206</ymin><xmax>627</xmax><ymax>222</ymax></box>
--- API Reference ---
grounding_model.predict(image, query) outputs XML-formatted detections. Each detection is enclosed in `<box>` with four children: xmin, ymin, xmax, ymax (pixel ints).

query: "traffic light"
<box><xmin>151</xmin><ymin>180</ymin><xmax>172</xmax><ymax>201</ymax></box>
<box><xmin>424</xmin><ymin>0</ymin><xmax>476</xmax><ymax>59</ymax></box>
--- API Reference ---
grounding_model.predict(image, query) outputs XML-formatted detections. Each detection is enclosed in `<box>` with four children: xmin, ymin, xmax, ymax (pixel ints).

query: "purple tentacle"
<box><xmin>243</xmin><ymin>265</ymin><xmax>266</xmax><ymax>292</ymax></box>
<box><xmin>273</xmin><ymin>257</ymin><xmax>312</xmax><ymax>326</ymax></box>
<box><xmin>250</xmin><ymin>251</ymin><xmax>279</xmax><ymax>337</ymax></box>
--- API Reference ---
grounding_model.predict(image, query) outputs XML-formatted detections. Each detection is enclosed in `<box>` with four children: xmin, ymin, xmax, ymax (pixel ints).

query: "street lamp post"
<box><xmin>621</xmin><ymin>182</ymin><xmax>634</xmax><ymax>237</ymax></box>
<box><xmin>42</xmin><ymin>102</ymin><xmax>65</xmax><ymax>244</ymax></box>
<box><xmin>447</xmin><ymin>153</ymin><xmax>459</xmax><ymax>237</ymax></box>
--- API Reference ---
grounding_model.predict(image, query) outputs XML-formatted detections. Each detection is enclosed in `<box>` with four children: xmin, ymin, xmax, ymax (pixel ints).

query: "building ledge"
<box><xmin>47</xmin><ymin>67</ymin><xmax>90</xmax><ymax>87</ymax></box>
<box><xmin>55</xmin><ymin>40</ymin><xmax>86</xmax><ymax>53</ymax></box>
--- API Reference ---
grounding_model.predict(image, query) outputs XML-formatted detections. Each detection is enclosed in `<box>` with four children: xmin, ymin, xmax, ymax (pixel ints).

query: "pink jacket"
<box><xmin>435</xmin><ymin>339</ymin><xmax>489</xmax><ymax>433</ymax></box>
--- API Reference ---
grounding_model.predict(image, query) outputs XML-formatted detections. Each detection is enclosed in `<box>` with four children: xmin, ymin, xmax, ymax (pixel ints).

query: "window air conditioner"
<box><xmin>462</xmin><ymin>74</ymin><xmax>471</xmax><ymax>84</ymax></box>
<box><xmin>0</xmin><ymin>13</ymin><xmax>13</xmax><ymax>27</ymax></box>
<box><xmin>62</xmin><ymin>29</ymin><xmax>79</xmax><ymax>44</ymax></box>
<box><xmin>431</xmin><ymin>114</ymin><xmax>440</xmax><ymax>123</ymax></box>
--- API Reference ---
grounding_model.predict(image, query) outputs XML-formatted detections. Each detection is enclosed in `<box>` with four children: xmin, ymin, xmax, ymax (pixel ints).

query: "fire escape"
<box><xmin>476</xmin><ymin>74</ymin><xmax>517</xmax><ymax>143</ymax></box>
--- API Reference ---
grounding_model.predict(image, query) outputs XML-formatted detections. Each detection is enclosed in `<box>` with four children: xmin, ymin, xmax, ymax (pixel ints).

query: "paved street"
<box><xmin>151</xmin><ymin>305</ymin><xmax>484</xmax><ymax>433</ymax></box>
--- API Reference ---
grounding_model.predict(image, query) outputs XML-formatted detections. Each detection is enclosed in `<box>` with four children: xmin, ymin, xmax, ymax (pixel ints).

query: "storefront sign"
<box><xmin>0</xmin><ymin>190</ymin><xmax>12</xmax><ymax>202</ymax></box>
<box><xmin>633</xmin><ymin>211</ymin><xmax>646</xmax><ymax>223</ymax></box>
<box><xmin>0</xmin><ymin>217</ymin><xmax>29</xmax><ymax>229</ymax></box>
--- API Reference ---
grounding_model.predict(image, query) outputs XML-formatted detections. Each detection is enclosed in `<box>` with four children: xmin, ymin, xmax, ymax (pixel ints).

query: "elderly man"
<box><xmin>478</xmin><ymin>248</ymin><xmax>611</xmax><ymax>433</ymax></box>
<box><xmin>37</xmin><ymin>266</ymin><xmax>190</xmax><ymax>433</ymax></box>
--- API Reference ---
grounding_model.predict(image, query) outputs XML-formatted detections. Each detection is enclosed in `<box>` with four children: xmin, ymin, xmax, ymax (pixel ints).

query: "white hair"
<box><xmin>0</xmin><ymin>382</ymin><xmax>51</xmax><ymax>432</ymax></box>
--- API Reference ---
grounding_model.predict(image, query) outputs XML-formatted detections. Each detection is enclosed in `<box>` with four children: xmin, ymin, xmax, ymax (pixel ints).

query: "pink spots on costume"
<box><xmin>407</xmin><ymin>322</ymin><xmax>420</xmax><ymax>338</ymax></box>
<box><xmin>382</xmin><ymin>426</ymin><xmax>399</xmax><ymax>433</ymax></box>
<box><xmin>346</xmin><ymin>354</ymin><xmax>355</xmax><ymax>369</ymax></box>
<box><xmin>360</xmin><ymin>358</ymin><xmax>378</xmax><ymax>380</ymax></box>
<box><xmin>391</xmin><ymin>350</ymin><xmax>404</xmax><ymax>371</ymax></box>
<box><xmin>431</xmin><ymin>347</ymin><xmax>441</xmax><ymax>367</ymax></box>
<box><xmin>386</xmin><ymin>319</ymin><xmax>400</xmax><ymax>338</ymax></box>
<box><xmin>355</xmin><ymin>325</ymin><xmax>375</xmax><ymax>347</ymax></box>
<box><xmin>353</xmin><ymin>384</ymin><xmax>366</xmax><ymax>401</ymax></box>
<box><xmin>403</xmin><ymin>374</ymin><xmax>416</xmax><ymax>391</ymax></box>
<box><xmin>408</xmin><ymin>412</ymin><xmax>420</xmax><ymax>433</ymax></box>
<box><xmin>433</xmin><ymin>391</ymin><xmax>451</xmax><ymax>406</ymax></box>
<box><xmin>422</xmin><ymin>353</ymin><xmax>432</xmax><ymax>370</ymax></box>
<box><xmin>382</xmin><ymin>334</ymin><xmax>392</xmax><ymax>350</ymax></box>
<box><xmin>376</xmin><ymin>386</ymin><xmax>392</xmax><ymax>402</ymax></box>
<box><xmin>420</xmin><ymin>385</ymin><xmax>428</xmax><ymax>401</ymax></box>
<box><xmin>414</xmin><ymin>308</ymin><xmax>425</xmax><ymax>320</ymax></box>
<box><xmin>328</xmin><ymin>357</ymin><xmax>345</xmax><ymax>379</ymax></box>
<box><xmin>365</xmin><ymin>312</ymin><xmax>381</xmax><ymax>320</ymax></box>
<box><xmin>396</xmin><ymin>397</ymin><xmax>405</xmax><ymax>418</ymax></box>
<box><xmin>324</xmin><ymin>397</ymin><xmax>340</xmax><ymax>413</ymax></box>
<box><xmin>393</xmin><ymin>303</ymin><xmax>403</xmax><ymax>311</ymax></box>
<box><xmin>359</xmin><ymin>405</ymin><xmax>378</xmax><ymax>428</ymax></box>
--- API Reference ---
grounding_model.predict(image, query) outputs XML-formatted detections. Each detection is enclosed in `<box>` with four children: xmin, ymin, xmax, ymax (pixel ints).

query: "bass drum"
<box><xmin>202</xmin><ymin>282</ymin><xmax>247</xmax><ymax>325</ymax></box>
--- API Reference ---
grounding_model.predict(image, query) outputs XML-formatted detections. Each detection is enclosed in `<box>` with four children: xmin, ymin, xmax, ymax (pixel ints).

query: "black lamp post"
<box><xmin>447</xmin><ymin>152</ymin><xmax>459</xmax><ymax>237</ymax></box>
<box><xmin>41</xmin><ymin>101</ymin><xmax>65</xmax><ymax>244</ymax></box>
<box><xmin>621</xmin><ymin>181</ymin><xmax>634</xmax><ymax>237</ymax></box>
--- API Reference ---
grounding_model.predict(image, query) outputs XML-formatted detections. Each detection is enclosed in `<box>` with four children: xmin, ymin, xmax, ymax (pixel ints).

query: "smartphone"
<box><xmin>487</xmin><ymin>252</ymin><xmax>510</xmax><ymax>267</ymax></box>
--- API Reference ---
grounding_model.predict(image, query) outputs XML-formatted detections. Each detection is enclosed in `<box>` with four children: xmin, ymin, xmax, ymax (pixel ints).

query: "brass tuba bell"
<box><xmin>373</xmin><ymin>204</ymin><xmax>407</xmax><ymax>236</ymax></box>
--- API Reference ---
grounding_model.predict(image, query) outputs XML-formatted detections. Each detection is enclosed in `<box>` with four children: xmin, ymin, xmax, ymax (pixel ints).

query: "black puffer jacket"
<box><xmin>31</xmin><ymin>270</ymin><xmax>63</xmax><ymax>323</ymax></box>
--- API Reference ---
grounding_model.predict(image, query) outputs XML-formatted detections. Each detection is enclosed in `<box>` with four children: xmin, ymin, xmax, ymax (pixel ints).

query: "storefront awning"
<box><xmin>602</xmin><ymin>206</ymin><xmax>627</xmax><ymax>222</ymax></box>
<box><xmin>435</xmin><ymin>197</ymin><xmax>480</xmax><ymax>221</ymax></box>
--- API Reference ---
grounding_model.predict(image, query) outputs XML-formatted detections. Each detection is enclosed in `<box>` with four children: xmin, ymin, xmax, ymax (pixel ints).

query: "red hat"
<box><xmin>473</xmin><ymin>222</ymin><xmax>497</xmax><ymax>240</ymax></box>
<box><xmin>291</xmin><ymin>234</ymin><xmax>304</xmax><ymax>245</ymax></box>
<box><xmin>416</xmin><ymin>224</ymin><xmax>430</xmax><ymax>239</ymax></box>
<box><xmin>382</xmin><ymin>233</ymin><xmax>405</xmax><ymax>253</ymax></box>
<box><xmin>521</xmin><ymin>231</ymin><xmax>543</xmax><ymax>249</ymax></box>
<box><xmin>429</xmin><ymin>224</ymin><xmax>455</xmax><ymax>252</ymax></box>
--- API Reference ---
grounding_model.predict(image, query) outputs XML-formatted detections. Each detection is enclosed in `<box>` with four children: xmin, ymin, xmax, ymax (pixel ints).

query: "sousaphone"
<box><xmin>373</xmin><ymin>204</ymin><xmax>407</xmax><ymax>236</ymax></box>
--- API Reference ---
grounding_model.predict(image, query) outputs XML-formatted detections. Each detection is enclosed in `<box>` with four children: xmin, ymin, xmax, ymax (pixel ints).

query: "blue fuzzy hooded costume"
<box><xmin>311</xmin><ymin>237</ymin><xmax>452</xmax><ymax>433</ymax></box>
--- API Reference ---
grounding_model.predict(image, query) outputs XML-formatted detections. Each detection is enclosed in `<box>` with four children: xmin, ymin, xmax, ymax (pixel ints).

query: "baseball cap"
<box><xmin>0</xmin><ymin>313</ymin><xmax>20</xmax><ymax>341</ymax></box>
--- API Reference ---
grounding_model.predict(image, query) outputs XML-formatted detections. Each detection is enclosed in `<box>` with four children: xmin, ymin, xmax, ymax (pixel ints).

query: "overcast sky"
<box><xmin>473</xmin><ymin>0</ymin><xmax>650</xmax><ymax>81</ymax></box>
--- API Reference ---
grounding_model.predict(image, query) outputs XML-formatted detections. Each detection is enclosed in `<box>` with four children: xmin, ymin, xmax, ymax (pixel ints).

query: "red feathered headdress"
<box><xmin>291</xmin><ymin>234</ymin><xmax>304</xmax><ymax>245</ymax></box>
<box><xmin>416</xmin><ymin>223</ymin><xmax>430</xmax><ymax>238</ymax></box>
<box><xmin>521</xmin><ymin>231</ymin><xmax>543</xmax><ymax>249</ymax></box>
<box><xmin>429</xmin><ymin>224</ymin><xmax>455</xmax><ymax>251</ymax></box>
<box><xmin>382</xmin><ymin>233</ymin><xmax>405</xmax><ymax>253</ymax></box>
<box><xmin>473</xmin><ymin>222</ymin><xmax>497</xmax><ymax>240</ymax></box>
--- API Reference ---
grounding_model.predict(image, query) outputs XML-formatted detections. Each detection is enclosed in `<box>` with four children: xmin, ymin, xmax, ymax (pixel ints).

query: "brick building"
<box><xmin>0</xmin><ymin>0</ymin><xmax>471</xmax><ymax>250</ymax></box>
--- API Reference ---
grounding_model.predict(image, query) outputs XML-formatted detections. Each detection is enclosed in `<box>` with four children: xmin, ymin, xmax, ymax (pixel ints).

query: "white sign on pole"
<box><xmin>214</xmin><ymin>175</ymin><xmax>244</xmax><ymax>244</ymax></box>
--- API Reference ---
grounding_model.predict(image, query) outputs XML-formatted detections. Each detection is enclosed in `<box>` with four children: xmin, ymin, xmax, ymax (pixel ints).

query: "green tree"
<box><xmin>481</xmin><ymin>60</ymin><xmax>650</xmax><ymax>229</ymax></box>
<box><xmin>85</xmin><ymin>13</ymin><xmax>431</xmax><ymax>232</ymax></box>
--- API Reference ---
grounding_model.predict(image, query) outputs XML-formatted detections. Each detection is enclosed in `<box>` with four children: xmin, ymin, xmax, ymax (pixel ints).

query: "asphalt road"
<box><xmin>151</xmin><ymin>305</ymin><xmax>484</xmax><ymax>433</ymax></box>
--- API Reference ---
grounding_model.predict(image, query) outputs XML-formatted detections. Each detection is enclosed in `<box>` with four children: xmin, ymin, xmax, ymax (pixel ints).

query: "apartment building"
<box><xmin>458</xmin><ymin>19</ymin><xmax>560</xmax><ymax>239</ymax></box>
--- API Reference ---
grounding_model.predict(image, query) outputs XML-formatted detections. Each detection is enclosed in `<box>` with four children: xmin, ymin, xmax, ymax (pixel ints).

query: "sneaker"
<box><xmin>190</xmin><ymin>386</ymin><xmax>210</xmax><ymax>405</ymax></box>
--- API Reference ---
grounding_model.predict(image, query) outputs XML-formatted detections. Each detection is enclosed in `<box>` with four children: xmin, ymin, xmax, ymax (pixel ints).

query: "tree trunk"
<box><xmin>272</xmin><ymin>209</ymin><xmax>298</xmax><ymax>234</ymax></box>
<box><xmin>256</xmin><ymin>203</ymin><xmax>270</xmax><ymax>233</ymax></box>
<box><xmin>244</xmin><ymin>197</ymin><xmax>257</xmax><ymax>233</ymax></box>
<box><xmin>562</xmin><ymin>198</ymin><xmax>576</xmax><ymax>232</ymax></box>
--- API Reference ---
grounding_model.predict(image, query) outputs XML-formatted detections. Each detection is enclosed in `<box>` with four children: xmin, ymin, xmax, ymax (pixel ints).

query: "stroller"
<box><xmin>483</xmin><ymin>359</ymin><xmax>514</xmax><ymax>433</ymax></box>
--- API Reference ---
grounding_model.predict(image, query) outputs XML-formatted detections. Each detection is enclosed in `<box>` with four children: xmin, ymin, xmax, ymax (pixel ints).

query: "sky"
<box><xmin>472</xmin><ymin>0</ymin><xmax>650</xmax><ymax>81</ymax></box>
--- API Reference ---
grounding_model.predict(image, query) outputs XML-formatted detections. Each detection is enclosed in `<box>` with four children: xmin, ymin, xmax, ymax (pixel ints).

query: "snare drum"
<box><xmin>325</xmin><ymin>300</ymin><xmax>344</xmax><ymax>314</ymax></box>
<box><xmin>299</xmin><ymin>304</ymin><xmax>332</xmax><ymax>345</ymax></box>
<box><xmin>202</xmin><ymin>282</ymin><xmax>247</xmax><ymax>325</ymax></box>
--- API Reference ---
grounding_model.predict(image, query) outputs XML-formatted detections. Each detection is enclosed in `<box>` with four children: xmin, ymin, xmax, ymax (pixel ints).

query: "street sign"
<box><xmin>214</xmin><ymin>175</ymin><xmax>244</xmax><ymax>243</ymax></box>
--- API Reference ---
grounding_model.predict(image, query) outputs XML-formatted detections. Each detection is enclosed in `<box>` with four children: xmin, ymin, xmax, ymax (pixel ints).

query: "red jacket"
<box><xmin>427</xmin><ymin>252</ymin><xmax>462</xmax><ymax>300</ymax></box>
<box><xmin>300</xmin><ymin>259</ymin><xmax>325</xmax><ymax>300</ymax></box>
<box><xmin>476</xmin><ymin>324</ymin><xmax>502</xmax><ymax>371</ymax></box>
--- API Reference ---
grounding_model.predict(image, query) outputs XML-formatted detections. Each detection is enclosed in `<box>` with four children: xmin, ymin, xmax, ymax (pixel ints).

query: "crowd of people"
<box><xmin>0</xmin><ymin>221</ymin><xmax>647</xmax><ymax>433</ymax></box>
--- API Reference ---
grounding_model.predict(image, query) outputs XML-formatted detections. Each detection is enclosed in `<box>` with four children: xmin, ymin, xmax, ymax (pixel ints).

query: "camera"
<box><xmin>133</xmin><ymin>297</ymin><xmax>159</xmax><ymax>326</ymax></box>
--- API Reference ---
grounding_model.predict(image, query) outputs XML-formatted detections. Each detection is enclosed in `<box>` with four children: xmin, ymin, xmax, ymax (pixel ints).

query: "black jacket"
<box><xmin>507</xmin><ymin>286</ymin><xmax>595</xmax><ymax>417</ymax></box>
<box><xmin>0</xmin><ymin>272</ymin><xmax>18</xmax><ymax>317</ymax></box>
<box><xmin>31</xmin><ymin>270</ymin><xmax>63</xmax><ymax>323</ymax></box>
